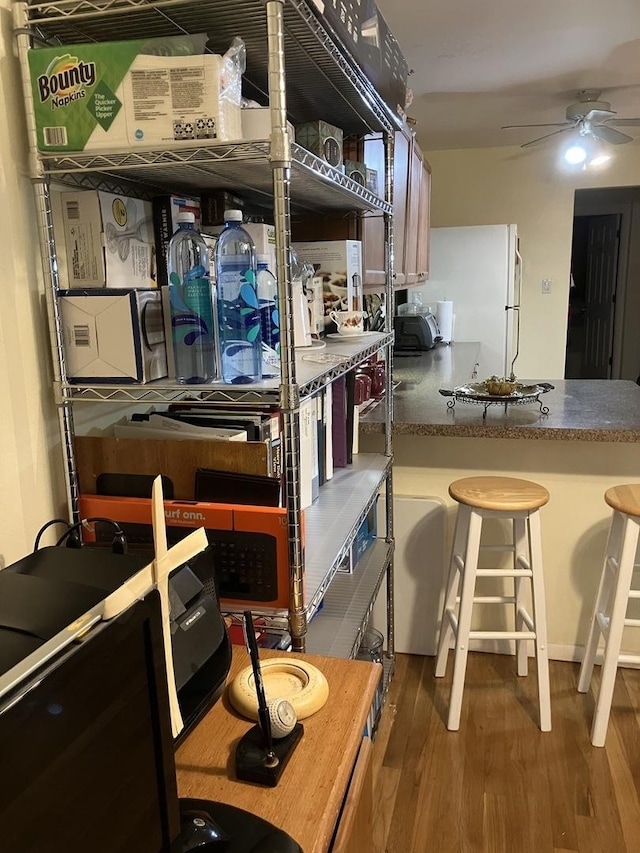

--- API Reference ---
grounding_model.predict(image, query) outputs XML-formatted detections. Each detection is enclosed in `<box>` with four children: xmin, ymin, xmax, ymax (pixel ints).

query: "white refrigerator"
<box><xmin>417</xmin><ymin>224</ymin><xmax>522</xmax><ymax>379</ymax></box>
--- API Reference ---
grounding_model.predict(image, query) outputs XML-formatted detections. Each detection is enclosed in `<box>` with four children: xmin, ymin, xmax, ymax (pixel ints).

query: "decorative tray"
<box><xmin>439</xmin><ymin>382</ymin><xmax>554</xmax><ymax>418</ymax></box>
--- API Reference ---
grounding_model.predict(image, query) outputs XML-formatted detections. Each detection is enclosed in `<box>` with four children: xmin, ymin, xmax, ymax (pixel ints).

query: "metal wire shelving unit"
<box><xmin>15</xmin><ymin>0</ymin><xmax>397</xmax><ymax>672</ymax></box>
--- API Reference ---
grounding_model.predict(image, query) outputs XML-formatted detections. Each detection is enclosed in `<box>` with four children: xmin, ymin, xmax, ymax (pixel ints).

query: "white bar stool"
<box><xmin>435</xmin><ymin>476</ymin><xmax>551</xmax><ymax>732</ymax></box>
<box><xmin>578</xmin><ymin>484</ymin><xmax>640</xmax><ymax>747</ymax></box>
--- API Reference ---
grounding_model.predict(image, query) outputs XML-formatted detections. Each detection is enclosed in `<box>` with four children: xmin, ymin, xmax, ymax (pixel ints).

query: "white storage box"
<box><xmin>56</xmin><ymin>190</ymin><xmax>155</xmax><ymax>289</ymax></box>
<box><xmin>28</xmin><ymin>35</ymin><xmax>242</xmax><ymax>152</ymax></box>
<box><xmin>59</xmin><ymin>289</ymin><xmax>168</xmax><ymax>383</ymax></box>
<box><xmin>292</xmin><ymin>240</ymin><xmax>363</xmax><ymax>328</ymax></box>
<box><xmin>241</xmin><ymin>107</ymin><xmax>295</xmax><ymax>142</ymax></box>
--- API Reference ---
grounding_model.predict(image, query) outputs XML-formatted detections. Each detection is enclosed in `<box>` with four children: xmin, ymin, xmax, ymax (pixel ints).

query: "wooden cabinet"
<box><xmin>176</xmin><ymin>648</ymin><xmax>380</xmax><ymax>853</ymax></box>
<box><xmin>404</xmin><ymin>136</ymin><xmax>431</xmax><ymax>285</ymax></box>
<box><xmin>292</xmin><ymin>125</ymin><xmax>430</xmax><ymax>294</ymax></box>
<box><xmin>360</xmin><ymin>126</ymin><xmax>430</xmax><ymax>290</ymax></box>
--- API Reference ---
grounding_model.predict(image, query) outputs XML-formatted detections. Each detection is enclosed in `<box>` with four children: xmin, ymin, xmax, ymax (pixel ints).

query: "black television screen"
<box><xmin>0</xmin><ymin>590</ymin><xmax>181</xmax><ymax>853</ymax></box>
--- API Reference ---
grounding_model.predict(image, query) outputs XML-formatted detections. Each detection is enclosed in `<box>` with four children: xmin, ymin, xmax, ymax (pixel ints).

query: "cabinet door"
<box><xmin>361</xmin><ymin>133</ymin><xmax>386</xmax><ymax>288</ymax></box>
<box><xmin>416</xmin><ymin>157</ymin><xmax>431</xmax><ymax>280</ymax></box>
<box><xmin>392</xmin><ymin>128</ymin><xmax>411</xmax><ymax>288</ymax></box>
<box><xmin>332</xmin><ymin>736</ymin><xmax>373</xmax><ymax>853</ymax></box>
<box><xmin>404</xmin><ymin>139</ymin><xmax>431</xmax><ymax>285</ymax></box>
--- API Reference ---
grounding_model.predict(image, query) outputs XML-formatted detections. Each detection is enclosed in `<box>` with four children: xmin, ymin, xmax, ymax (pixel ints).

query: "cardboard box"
<box><xmin>57</xmin><ymin>190</ymin><xmax>155</xmax><ymax>289</ymax></box>
<box><xmin>78</xmin><ymin>493</ymin><xmax>298</xmax><ymax>610</ymax></box>
<box><xmin>295</xmin><ymin>120</ymin><xmax>343</xmax><ymax>170</ymax></box>
<box><xmin>307</xmin><ymin>0</ymin><xmax>408</xmax><ymax>119</ymax></box>
<box><xmin>59</xmin><ymin>288</ymin><xmax>167</xmax><ymax>383</ymax></box>
<box><xmin>344</xmin><ymin>158</ymin><xmax>367</xmax><ymax>187</ymax></box>
<box><xmin>28</xmin><ymin>34</ymin><xmax>241</xmax><ymax>152</ymax></box>
<box><xmin>293</xmin><ymin>240</ymin><xmax>363</xmax><ymax>329</ymax></box>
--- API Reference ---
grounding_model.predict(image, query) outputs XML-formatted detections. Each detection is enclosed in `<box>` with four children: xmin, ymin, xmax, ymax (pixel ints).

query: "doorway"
<box><xmin>567</xmin><ymin>187</ymin><xmax>640</xmax><ymax>381</ymax></box>
<box><xmin>565</xmin><ymin>214</ymin><xmax>621</xmax><ymax>379</ymax></box>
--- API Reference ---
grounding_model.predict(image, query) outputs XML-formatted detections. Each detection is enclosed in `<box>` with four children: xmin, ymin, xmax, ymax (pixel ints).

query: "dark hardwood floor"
<box><xmin>372</xmin><ymin>653</ymin><xmax>640</xmax><ymax>852</ymax></box>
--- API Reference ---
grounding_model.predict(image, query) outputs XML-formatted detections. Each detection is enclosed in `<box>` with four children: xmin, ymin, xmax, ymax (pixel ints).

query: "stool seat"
<box><xmin>604</xmin><ymin>483</ymin><xmax>640</xmax><ymax>517</ymax></box>
<box><xmin>449</xmin><ymin>476</ymin><xmax>550</xmax><ymax>512</ymax></box>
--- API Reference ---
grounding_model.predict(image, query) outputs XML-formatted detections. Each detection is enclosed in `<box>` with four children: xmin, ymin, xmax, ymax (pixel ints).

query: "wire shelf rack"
<box><xmin>25</xmin><ymin>0</ymin><xmax>400</xmax><ymax>135</ymax></box>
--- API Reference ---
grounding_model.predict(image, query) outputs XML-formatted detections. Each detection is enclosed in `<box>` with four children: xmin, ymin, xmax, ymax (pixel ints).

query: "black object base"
<box><xmin>179</xmin><ymin>798</ymin><xmax>302</xmax><ymax>852</ymax></box>
<box><xmin>235</xmin><ymin>723</ymin><xmax>304</xmax><ymax>787</ymax></box>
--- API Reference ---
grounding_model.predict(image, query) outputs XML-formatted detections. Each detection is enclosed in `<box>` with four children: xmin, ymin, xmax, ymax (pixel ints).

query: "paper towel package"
<box><xmin>435</xmin><ymin>300</ymin><xmax>454</xmax><ymax>344</ymax></box>
<box><xmin>28</xmin><ymin>35</ymin><xmax>242</xmax><ymax>152</ymax></box>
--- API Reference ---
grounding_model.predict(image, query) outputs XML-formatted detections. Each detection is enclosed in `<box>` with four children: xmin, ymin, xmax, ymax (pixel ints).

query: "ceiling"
<box><xmin>376</xmin><ymin>0</ymin><xmax>640</xmax><ymax>150</ymax></box>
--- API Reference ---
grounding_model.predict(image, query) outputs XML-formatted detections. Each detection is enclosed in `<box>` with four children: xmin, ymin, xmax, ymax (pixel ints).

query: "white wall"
<box><xmin>0</xmin><ymin>0</ymin><xmax>66</xmax><ymax>563</ymax></box>
<box><xmin>422</xmin><ymin>142</ymin><xmax>640</xmax><ymax>379</ymax></box>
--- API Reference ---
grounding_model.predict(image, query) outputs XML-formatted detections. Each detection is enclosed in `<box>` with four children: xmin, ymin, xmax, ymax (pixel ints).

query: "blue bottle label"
<box><xmin>169</xmin><ymin>277</ymin><xmax>214</xmax><ymax>347</ymax></box>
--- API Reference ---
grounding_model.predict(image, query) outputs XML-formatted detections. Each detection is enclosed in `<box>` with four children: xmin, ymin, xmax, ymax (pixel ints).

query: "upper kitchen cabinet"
<box><xmin>360</xmin><ymin>126</ymin><xmax>430</xmax><ymax>290</ymax></box>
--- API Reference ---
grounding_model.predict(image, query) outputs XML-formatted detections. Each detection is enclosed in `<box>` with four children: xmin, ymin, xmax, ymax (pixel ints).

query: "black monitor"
<box><xmin>0</xmin><ymin>590</ymin><xmax>181</xmax><ymax>852</ymax></box>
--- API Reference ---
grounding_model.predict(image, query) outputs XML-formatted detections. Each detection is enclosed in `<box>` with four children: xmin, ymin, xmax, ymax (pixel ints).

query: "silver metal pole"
<box><xmin>14</xmin><ymin>2</ymin><xmax>79</xmax><ymax>523</ymax></box>
<box><xmin>266</xmin><ymin>0</ymin><xmax>306</xmax><ymax>651</ymax></box>
<box><xmin>383</xmin><ymin>130</ymin><xmax>395</xmax><ymax>659</ymax></box>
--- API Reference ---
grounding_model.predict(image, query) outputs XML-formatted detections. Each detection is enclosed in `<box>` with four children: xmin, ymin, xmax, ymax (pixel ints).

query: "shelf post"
<box><xmin>13</xmin><ymin>2</ymin><xmax>80</xmax><ymax>523</ymax></box>
<box><xmin>383</xmin><ymin>131</ymin><xmax>395</xmax><ymax>660</ymax></box>
<box><xmin>266</xmin><ymin>0</ymin><xmax>306</xmax><ymax>651</ymax></box>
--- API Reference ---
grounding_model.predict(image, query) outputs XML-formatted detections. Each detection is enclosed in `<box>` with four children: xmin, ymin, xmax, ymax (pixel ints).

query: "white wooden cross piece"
<box><xmin>99</xmin><ymin>475</ymin><xmax>208</xmax><ymax>738</ymax></box>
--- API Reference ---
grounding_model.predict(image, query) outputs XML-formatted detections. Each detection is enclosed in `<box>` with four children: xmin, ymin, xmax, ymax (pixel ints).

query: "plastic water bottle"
<box><xmin>167</xmin><ymin>211</ymin><xmax>215</xmax><ymax>383</ymax></box>
<box><xmin>256</xmin><ymin>254</ymin><xmax>280</xmax><ymax>378</ymax></box>
<box><xmin>214</xmin><ymin>210</ymin><xmax>262</xmax><ymax>384</ymax></box>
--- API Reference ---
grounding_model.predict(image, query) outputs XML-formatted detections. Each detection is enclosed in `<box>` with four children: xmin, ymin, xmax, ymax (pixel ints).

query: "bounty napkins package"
<box><xmin>28</xmin><ymin>35</ymin><xmax>243</xmax><ymax>152</ymax></box>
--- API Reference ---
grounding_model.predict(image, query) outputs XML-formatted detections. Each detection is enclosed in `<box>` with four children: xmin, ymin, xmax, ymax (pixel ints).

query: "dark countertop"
<box><xmin>361</xmin><ymin>343</ymin><xmax>640</xmax><ymax>442</ymax></box>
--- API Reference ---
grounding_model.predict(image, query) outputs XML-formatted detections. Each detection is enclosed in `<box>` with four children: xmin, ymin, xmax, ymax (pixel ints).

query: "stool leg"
<box><xmin>591</xmin><ymin>516</ymin><xmax>639</xmax><ymax>747</ymax></box>
<box><xmin>528</xmin><ymin>510</ymin><xmax>551</xmax><ymax>732</ymax></box>
<box><xmin>513</xmin><ymin>516</ymin><xmax>529</xmax><ymax>677</ymax></box>
<box><xmin>435</xmin><ymin>505</ymin><xmax>470</xmax><ymax>678</ymax></box>
<box><xmin>578</xmin><ymin>511</ymin><xmax>624</xmax><ymax>694</ymax></box>
<box><xmin>447</xmin><ymin>508</ymin><xmax>482</xmax><ymax>731</ymax></box>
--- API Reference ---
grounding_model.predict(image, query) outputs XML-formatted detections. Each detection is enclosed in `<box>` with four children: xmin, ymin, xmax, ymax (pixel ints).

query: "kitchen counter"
<box><xmin>361</xmin><ymin>343</ymin><xmax>640</xmax><ymax>441</ymax></box>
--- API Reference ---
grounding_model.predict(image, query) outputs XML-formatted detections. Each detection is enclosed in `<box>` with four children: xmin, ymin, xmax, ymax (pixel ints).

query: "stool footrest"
<box><xmin>628</xmin><ymin>590</ymin><xmax>640</xmax><ymax>600</ymax></box>
<box><xmin>476</xmin><ymin>568</ymin><xmax>533</xmax><ymax>578</ymax></box>
<box><xmin>468</xmin><ymin>630</ymin><xmax>536</xmax><ymax>641</ymax></box>
<box><xmin>473</xmin><ymin>595</ymin><xmax>516</xmax><ymax>604</ymax></box>
<box><xmin>445</xmin><ymin>608</ymin><xmax>459</xmax><ymax>634</ymax></box>
<box><xmin>624</xmin><ymin>617</ymin><xmax>640</xmax><ymax>628</ymax></box>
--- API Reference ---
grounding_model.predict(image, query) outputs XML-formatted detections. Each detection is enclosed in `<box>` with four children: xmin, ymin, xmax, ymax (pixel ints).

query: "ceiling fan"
<box><xmin>502</xmin><ymin>90</ymin><xmax>640</xmax><ymax>149</ymax></box>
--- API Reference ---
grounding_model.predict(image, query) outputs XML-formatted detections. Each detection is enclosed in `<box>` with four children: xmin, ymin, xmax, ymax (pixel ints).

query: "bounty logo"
<box><xmin>37</xmin><ymin>55</ymin><xmax>96</xmax><ymax>109</ymax></box>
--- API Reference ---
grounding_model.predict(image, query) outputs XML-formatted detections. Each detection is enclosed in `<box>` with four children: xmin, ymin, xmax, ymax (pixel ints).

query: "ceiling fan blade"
<box><xmin>606</xmin><ymin>118</ymin><xmax>640</xmax><ymax>126</ymax></box>
<box><xmin>502</xmin><ymin>123</ymin><xmax>570</xmax><ymax>130</ymax></box>
<box><xmin>521</xmin><ymin>127</ymin><xmax>573</xmax><ymax>148</ymax></box>
<box><xmin>592</xmin><ymin>124</ymin><xmax>633</xmax><ymax>144</ymax></box>
<box><xmin>584</xmin><ymin>108</ymin><xmax>616</xmax><ymax>122</ymax></box>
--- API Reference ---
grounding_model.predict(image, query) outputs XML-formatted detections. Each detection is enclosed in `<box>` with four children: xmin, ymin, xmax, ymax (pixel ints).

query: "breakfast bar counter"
<box><xmin>360</xmin><ymin>342</ymin><xmax>640</xmax><ymax>662</ymax></box>
<box><xmin>360</xmin><ymin>343</ymin><xmax>640</xmax><ymax>441</ymax></box>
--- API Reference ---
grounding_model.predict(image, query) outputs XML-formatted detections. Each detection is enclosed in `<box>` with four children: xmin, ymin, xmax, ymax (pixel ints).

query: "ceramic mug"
<box><xmin>329</xmin><ymin>309</ymin><xmax>365</xmax><ymax>335</ymax></box>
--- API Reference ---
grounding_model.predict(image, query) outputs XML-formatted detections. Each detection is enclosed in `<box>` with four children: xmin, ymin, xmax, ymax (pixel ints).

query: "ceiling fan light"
<box><xmin>564</xmin><ymin>144</ymin><xmax>587</xmax><ymax>165</ymax></box>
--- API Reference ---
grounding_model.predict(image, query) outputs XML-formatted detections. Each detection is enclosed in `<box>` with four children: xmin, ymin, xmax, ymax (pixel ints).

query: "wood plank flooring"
<box><xmin>372</xmin><ymin>653</ymin><xmax>640</xmax><ymax>853</ymax></box>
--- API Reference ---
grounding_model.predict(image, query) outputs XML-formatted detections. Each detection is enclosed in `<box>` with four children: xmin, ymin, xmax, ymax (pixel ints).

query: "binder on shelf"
<box><xmin>324</xmin><ymin>385</ymin><xmax>334</xmax><ymax>481</ymax></box>
<box><xmin>115</xmin><ymin>416</ymin><xmax>247</xmax><ymax>442</ymax></box>
<box><xmin>331</xmin><ymin>376</ymin><xmax>348</xmax><ymax>469</ymax></box>
<box><xmin>345</xmin><ymin>370</ymin><xmax>356</xmax><ymax>465</ymax></box>
<box><xmin>299</xmin><ymin>396</ymin><xmax>317</xmax><ymax>509</ymax></box>
<box><xmin>194</xmin><ymin>468</ymin><xmax>281</xmax><ymax>508</ymax></box>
